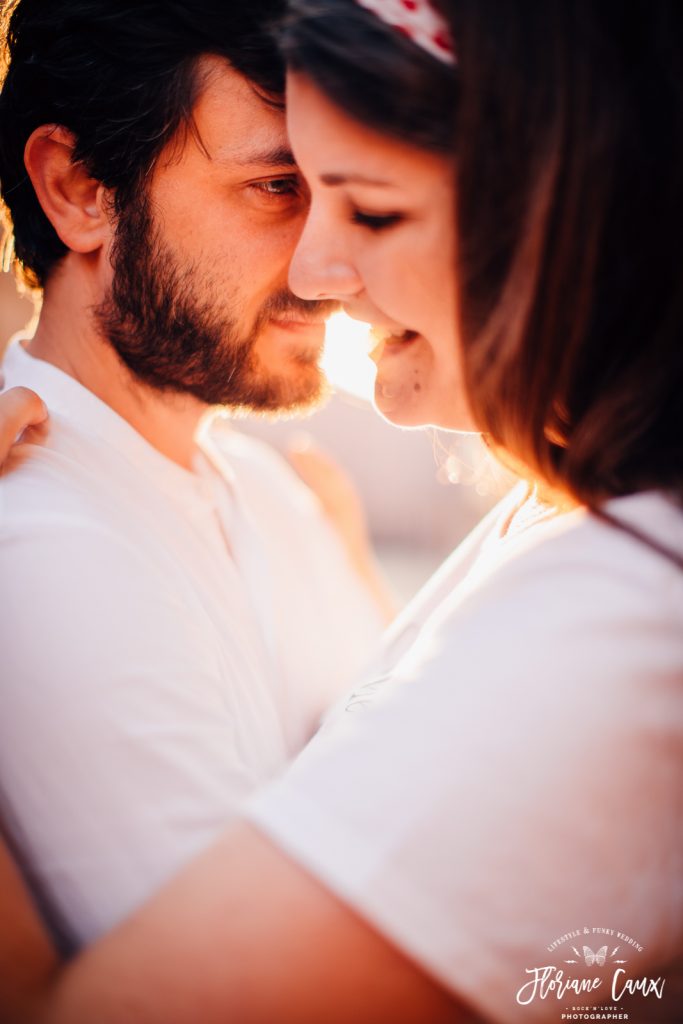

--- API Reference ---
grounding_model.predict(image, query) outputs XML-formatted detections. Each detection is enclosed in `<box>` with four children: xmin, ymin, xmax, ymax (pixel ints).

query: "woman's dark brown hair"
<box><xmin>282</xmin><ymin>0</ymin><xmax>683</xmax><ymax>549</ymax></box>
<box><xmin>450</xmin><ymin>0</ymin><xmax>683</xmax><ymax>516</ymax></box>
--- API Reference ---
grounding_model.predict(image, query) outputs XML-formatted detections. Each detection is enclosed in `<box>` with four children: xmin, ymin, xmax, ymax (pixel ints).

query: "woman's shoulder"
<box><xmin>478</xmin><ymin>489</ymin><xmax>683</xmax><ymax>614</ymax></box>
<box><xmin>404</xmin><ymin>490</ymin><xmax>683</xmax><ymax>715</ymax></box>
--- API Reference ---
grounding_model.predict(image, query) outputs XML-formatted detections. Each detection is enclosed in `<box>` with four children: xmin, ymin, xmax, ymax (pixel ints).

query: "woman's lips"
<box><xmin>369</xmin><ymin>327</ymin><xmax>419</xmax><ymax>364</ymax></box>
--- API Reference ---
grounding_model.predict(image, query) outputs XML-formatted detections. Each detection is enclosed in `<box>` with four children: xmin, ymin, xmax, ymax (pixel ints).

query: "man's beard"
<box><xmin>94</xmin><ymin>190</ymin><xmax>335</xmax><ymax>414</ymax></box>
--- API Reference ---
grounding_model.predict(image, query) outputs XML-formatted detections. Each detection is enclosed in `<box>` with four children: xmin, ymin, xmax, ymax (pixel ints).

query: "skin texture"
<box><xmin>286</xmin><ymin>72</ymin><xmax>476</xmax><ymax>432</ymax></box>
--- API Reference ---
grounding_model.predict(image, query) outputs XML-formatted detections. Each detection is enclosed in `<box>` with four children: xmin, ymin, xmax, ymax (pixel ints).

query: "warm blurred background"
<box><xmin>1</xmin><ymin>268</ymin><xmax>507</xmax><ymax>605</ymax></box>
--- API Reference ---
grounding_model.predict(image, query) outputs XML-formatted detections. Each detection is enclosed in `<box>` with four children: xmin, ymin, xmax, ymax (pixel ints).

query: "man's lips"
<box><xmin>269</xmin><ymin>315</ymin><xmax>327</xmax><ymax>331</ymax></box>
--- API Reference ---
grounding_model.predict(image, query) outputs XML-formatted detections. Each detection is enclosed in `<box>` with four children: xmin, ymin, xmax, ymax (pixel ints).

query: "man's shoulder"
<box><xmin>1</xmin><ymin>412</ymin><xmax>112</xmax><ymax>523</ymax></box>
<box><xmin>2</xmin><ymin>407</ymin><xmax>111</xmax><ymax>481</ymax></box>
<box><xmin>0</xmin><ymin>410</ymin><xmax>169</xmax><ymax>534</ymax></box>
<box><xmin>0</xmin><ymin>421</ymin><xmax>217</xmax><ymax>655</ymax></box>
<box><xmin>0</xmin><ymin>413</ymin><xmax>189</xmax><ymax>591</ymax></box>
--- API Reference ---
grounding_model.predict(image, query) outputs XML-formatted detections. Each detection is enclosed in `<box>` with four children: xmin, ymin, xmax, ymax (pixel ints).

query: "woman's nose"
<box><xmin>288</xmin><ymin>215</ymin><xmax>363</xmax><ymax>301</ymax></box>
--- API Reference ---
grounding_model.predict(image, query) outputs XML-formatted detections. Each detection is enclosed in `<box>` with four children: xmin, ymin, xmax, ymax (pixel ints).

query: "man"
<box><xmin>0</xmin><ymin>0</ymin><xmax>385</xmax><ymax>953</ymax></box>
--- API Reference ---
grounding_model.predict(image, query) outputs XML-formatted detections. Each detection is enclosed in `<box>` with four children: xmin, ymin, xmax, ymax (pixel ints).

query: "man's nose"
<box><xmin>288</xmin><ymin>215</ymin><xmax>362</xmax><ymax>301</ymax></box>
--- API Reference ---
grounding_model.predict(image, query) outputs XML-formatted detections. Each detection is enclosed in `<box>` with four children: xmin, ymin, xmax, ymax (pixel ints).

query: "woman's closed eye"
<box><xmin>351</xmin><ymin>209</ymin><xmax>404</xmax><ymax>232</ymax></box>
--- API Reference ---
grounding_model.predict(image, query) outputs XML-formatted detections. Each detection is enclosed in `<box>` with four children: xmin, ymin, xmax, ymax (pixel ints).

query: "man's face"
<box><xmin>96</xmin><ymin>56</ymin><xmax>335</xmax><ymax>413</ymax></box>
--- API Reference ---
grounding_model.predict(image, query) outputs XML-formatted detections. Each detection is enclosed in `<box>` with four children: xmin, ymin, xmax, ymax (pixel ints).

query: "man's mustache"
<box><xmin>260</xmin><ymin>290</ymin><xmax>341</xmax><ymax>323</ymax></box>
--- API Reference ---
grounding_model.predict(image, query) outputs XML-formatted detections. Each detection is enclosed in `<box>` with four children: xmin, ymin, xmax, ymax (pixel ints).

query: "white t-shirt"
<box><xmin>0</xmin><ymin>339</ymin><xmax>382</xmax><ymax>950</ymax></box>
<box><xmin>248</xmin><ymin>486</ymin><xmax>683</xmax><ymax>1023</ymax></box>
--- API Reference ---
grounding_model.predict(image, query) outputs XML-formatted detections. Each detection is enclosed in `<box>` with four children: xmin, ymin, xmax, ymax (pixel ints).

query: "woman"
<box><xmin>0</xmin><ymin>1</ymin><xmax>681</xmax><ymax>1021</ymax></box>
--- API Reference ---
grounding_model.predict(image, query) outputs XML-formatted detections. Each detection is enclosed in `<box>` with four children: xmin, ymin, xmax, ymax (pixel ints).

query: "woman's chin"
<box><xmin>372</xmin><ymin>378</ymin><xmax>478</xmax><ymax>432</ymax></box>
<box><xmin>373</xmin><ymin>378</ymin><xmax>429</xmax><ymax>427</ymax></box>
<box><xmin>370</xmin><ymin>334</ymin><xmax>479</xmax><ymax>430</ymax></box>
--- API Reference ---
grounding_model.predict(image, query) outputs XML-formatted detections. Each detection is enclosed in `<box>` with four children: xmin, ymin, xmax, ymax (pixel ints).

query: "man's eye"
<box><xmin>352</xmin><ymin>210</ymin><xmax>403</xmax><ymax>232</ymax></box>
<box><xmin>252</xmin><ymin>178</ymin><xmax>299</xmax><ymax>197</ymax></box>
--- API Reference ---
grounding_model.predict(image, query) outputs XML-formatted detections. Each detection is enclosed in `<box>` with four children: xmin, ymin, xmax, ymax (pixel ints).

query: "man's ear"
<box><xmin>23</xmin><ymin>125</ymin><xmax>110</xmax><ymax>255</ymax></box>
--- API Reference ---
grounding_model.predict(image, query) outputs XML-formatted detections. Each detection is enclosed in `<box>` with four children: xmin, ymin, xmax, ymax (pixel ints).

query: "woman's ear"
<box><xmin>23</xmin><ymin>125</ymin><xmax>110</xmax><ymax>255</ymax></box>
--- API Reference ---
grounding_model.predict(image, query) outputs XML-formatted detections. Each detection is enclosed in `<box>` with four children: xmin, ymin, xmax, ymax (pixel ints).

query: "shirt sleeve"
<box><xmin>246</xmin><ymin>519</ymin><xmax>683</xmax><ymax>1023</ymax></box>
<box><xmin>0</xmin><ymin>519</ymin><xmax>269</xmax><ymax>951</ymax></box>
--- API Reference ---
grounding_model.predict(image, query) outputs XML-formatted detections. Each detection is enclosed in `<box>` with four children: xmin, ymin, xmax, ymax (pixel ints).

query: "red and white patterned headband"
<box><xmin>355</xmin><ymin>0</ymin><xmax>456</xmax><ymax>66</ymax></box>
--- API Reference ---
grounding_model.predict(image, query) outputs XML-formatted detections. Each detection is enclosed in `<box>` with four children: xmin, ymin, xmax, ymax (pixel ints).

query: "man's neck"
<box><xmin>27</xmin><ymin>267</ymin><xmax>207</xmax><ymax>471</ymax></box>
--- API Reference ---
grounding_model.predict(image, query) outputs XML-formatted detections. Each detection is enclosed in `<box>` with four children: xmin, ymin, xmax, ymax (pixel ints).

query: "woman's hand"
<box><xmin>0</xmin><ymin>386</ymin><xmax>48</xmax><ymax>465</ymax></box>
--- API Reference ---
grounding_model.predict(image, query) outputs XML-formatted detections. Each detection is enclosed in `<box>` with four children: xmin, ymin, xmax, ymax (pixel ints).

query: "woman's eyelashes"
<box><xmin>351</xmin><ymin>209</ymin><xmax>404</xmax><ymax>232</ymax></box>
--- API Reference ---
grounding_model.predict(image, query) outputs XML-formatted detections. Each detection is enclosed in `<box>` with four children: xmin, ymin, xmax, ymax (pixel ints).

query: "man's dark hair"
<box><xmin>0</xmin><ymin>0</ymin><xmax>286</xmax><ymax>289</ymax></box>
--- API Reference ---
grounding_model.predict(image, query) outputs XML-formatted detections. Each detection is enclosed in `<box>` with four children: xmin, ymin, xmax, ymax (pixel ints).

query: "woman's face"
<box><xmin>286</xmin><ymin>72</ymin><xmax>476</xmax><ymax>431</ymax></box>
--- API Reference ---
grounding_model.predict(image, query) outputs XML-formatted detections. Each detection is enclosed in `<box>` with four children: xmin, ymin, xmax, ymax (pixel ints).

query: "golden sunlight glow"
<box><xmin>321</xmin><ymin>311</ymin><xmax>376</xmax><ymax>401</ymax></box>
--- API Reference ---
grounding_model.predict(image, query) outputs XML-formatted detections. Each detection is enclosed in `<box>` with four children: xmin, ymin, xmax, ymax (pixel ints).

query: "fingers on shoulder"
<box><xmin>0</xmin><ymin>387</ymin><xmax>48</xmax><ymax>457</ymax></box>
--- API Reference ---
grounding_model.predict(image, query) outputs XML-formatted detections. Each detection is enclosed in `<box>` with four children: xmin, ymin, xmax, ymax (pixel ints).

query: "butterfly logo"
<box><xmin>564</xmin><ymin>945</ymin><xmax>628</xmax><ymax>967</ymax></box>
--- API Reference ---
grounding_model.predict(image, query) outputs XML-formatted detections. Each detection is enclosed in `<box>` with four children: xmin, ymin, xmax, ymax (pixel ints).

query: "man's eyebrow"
<box><xmin>320</xmin><ymin>172</ymin><xmax>391</xmax><ymax>187</ymax></box>
<box><xmin>229</xmin><ymin>146</ymin><xmax>298</xmax><ymax>169</ymax></box>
